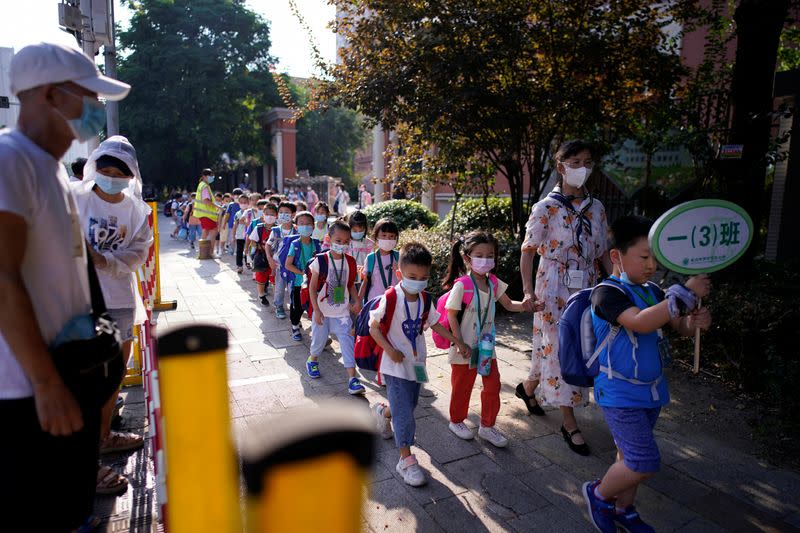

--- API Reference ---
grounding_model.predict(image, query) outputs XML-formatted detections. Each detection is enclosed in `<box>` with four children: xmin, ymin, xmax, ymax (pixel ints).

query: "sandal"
<box><xmin>96</xmin><ymin>465</ymin><xmax>129</xmax><ymax>496</ymax></box>
<box><xmin>561</xmin><ymin>425</ymin><xmax>591</xmax><ymax>456</ymax></box>
<box><xmin>100</xmin><ymin>431</ymin><xmax>144</xmax><ymax>455</ymax></box>
<box><xmin>515</xmin><ymin>383</ymin><xmax>546</xmax><ymax>416</ymax></box>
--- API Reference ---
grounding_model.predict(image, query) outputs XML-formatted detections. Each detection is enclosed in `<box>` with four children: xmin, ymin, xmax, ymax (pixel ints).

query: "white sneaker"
<box><xmin>478</xmin><ymin>425</ymin><xmax>509</xmax><ymax>448</ymax></box>
<box><xmin>448</xmin><ymin>421</ymin><xmax>475</xmax><ymax>440</ymax></box>
<box><xmin>371</xmin><ymin>404</ymin><xmax>393</xmax><ymax>439</ymax></box>
<box><xmin>396</xmin><ymin>455</ymin><xmax>426</xmax><ymax>487</ymax></box>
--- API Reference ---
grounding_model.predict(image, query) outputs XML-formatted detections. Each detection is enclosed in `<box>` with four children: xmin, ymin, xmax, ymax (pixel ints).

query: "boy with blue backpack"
<box><xmin>575</xmin><ymin>215</ymin><xmax>711</xmax><ymax>533</ymax></box>
<box><xmin>266</xmin><ymin>201</ymin><xmax>298</xmax><ymax>319</ymax></box>
<box><xmin>284</xmin><ymin>211</ymin><xmax>321</xmax><ymax>342</ymax></box>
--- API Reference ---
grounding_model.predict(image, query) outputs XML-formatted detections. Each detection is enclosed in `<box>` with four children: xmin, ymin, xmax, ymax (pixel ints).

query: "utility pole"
<box><xmin>104</xmin><ymin>0</ymin><xmax>119</xmax><ymax>136</ymax></box>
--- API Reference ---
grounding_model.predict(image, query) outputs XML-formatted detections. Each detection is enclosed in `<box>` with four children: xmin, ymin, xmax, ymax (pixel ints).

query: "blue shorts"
<box><xmin>601</xmin><ymin>406</ymin><xmax>661</xmax><ymax>473</ymax></box>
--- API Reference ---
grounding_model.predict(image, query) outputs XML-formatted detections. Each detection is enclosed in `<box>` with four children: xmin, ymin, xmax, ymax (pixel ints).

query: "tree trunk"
<box><xmin>449</xmin><ymin>191</ymin><xmax>462</xmax><ymax>241</ymax></box>
<box><xmin>723</xmin><ymin>0</ymin><xmax>789</xmax><ymax>268</ymax></box>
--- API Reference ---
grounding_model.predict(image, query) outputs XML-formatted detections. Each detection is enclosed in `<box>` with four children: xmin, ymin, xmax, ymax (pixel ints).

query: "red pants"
<box><xmin>450</xmin><ymin>359</ymin><xmax>501</xmax><ymax>427</ymax></box>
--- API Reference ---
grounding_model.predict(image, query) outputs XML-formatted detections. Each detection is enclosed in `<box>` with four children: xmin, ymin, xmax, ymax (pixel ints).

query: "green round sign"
<box><xmin>649</xmin><ymin>199</ymin><xmax>753</xmax><ymax>275</ymax></box>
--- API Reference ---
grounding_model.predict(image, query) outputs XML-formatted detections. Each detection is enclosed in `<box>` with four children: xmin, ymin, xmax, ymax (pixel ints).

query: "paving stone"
<box><xmin>377</xmin><ymin>448</ymin><xmax>468</xmax><ymax>506</ymax></box>
<box><xmin>365</xmin><ymin>478</ymin><xmax>444</xmax><ymax>533</ymax></box>
<box><xmin>415</xmin><ymin>415</ymin><xmax>482</xmax><ymax>464</ymax></box>
<box><xmin>236</xmin><ymin>394</ymin><xmax>284</xmax><ymax>416</ymax></box>
<box><xmin>515</xmin><ymin>464</ymin><xmax>591</xmax><ymax>525</ymax></box>
<box><xmin>674</xmin><ymin>517</ymin><xmax>730</xmax><ymax>533</ymax></box>
<box><xmin>525</xmin><ymin>433</ymin><xmax>609</xmax><ymax>481</ymax></box>
<box><xmin>423</xmin><ymin>493</ymin><xmax>510</xmax><ymax>532</ymax></box>
<box><xmin>506</xmin><ymin>504</ymin><xmax>589</xmax><ymax>533</ymax></box>
<box><xmin>642</xmin><ymin>464</ymin><xmax>713</xmax><ymax>506</ymax></box>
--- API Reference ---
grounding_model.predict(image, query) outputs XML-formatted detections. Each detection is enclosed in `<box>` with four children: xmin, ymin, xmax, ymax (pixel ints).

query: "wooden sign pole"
<box><xmin>693</xmin><ymin>298</ymin><xmax>702</xmax><ymax>374</ymax></box>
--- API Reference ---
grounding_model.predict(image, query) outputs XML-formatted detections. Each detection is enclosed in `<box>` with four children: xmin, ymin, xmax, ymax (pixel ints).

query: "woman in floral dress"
<box><xmin>516</xmin><ymin>140</ymin><xmax>612</xmax><ymax>456</ymax></box>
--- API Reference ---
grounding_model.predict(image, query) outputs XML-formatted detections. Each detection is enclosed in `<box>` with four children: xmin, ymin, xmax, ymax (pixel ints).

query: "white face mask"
<box><xmin>378</xmin><ymin>239</ymin><xmax>397</xmax><ymax>252</ymax></box>
<box><xmin>563</xmin><ymin>165</ymin><xmax>591</xmax><ymax>188</ymax></box>
<box><xmin>264</xmin><ymin>215</ymin><xmax>276</xmax><ymax>225</ymax></box>
<box><xmin>330</xmin><ymin>242</ymin><xmax>349</xmax><ymax>254</ymax></box>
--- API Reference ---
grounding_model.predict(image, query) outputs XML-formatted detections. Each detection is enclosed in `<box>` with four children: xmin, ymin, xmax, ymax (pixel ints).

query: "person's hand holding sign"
<box><xmin>685</xmin><ymin>274</ymin><xmax>711</xmax><ymax>299</ymax></box>
<box><xmin>687</xmin><ymin>307</ymin><xmax>712</xmax><ymax>332</ymax></box>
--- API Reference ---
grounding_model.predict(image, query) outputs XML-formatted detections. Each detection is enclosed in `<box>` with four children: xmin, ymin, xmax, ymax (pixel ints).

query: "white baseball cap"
<box><xmin>10</xmin><ymin>41</ymin><xmax>130</xmax><ymax>101</ymax></box>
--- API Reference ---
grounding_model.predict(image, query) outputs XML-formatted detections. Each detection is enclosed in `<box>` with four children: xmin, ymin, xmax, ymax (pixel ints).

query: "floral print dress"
<box><xmin>522</xmin><ymin>187</ymin><xmax>610</xmax><ymax>407</ymax></box>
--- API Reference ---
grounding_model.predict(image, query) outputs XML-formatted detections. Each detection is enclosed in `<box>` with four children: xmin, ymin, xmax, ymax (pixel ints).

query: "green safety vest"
<box><xmin>194</xmin><ymin>181</ymin><xmax>218</xmax><ymax>221</ymax></box>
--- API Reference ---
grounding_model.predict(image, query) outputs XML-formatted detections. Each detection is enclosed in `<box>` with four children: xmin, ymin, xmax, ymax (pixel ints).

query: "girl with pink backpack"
<box><xmin>434</xmin><ymin>231</ymin><xmax>542</xmax><ymax>447</ymax></box>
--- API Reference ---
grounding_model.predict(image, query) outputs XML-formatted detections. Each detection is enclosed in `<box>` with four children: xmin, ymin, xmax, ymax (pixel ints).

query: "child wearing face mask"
<box><xmin>368</xmin><ymin>242</ymin><xmax>469</xmax><ymax>487</ymax></box>
<box><xmin>347</xmin><ymin>210</ymin><xmax>373</xmax><ymax>289</ymax></box>
<box><xmin>248</xmin><ymin>202</ymin><xmax>278</xmax><ymax>305</ymax></box>
<box><xmin>306</xmin><ymin>220</ymin><xmax>363</xmax><ymax>393</ymax></box>
<box><xmin>285</xmin><ymin>211</ymin><xmax>320</xmax><ymax>341</ymax></box>
<box><xmin>266</xmin><ymin>201</ymin><xmax>298</xmax><ymax>319</ymax></box>
<box><xmin>360</xmin><ymin>218</ymin><xmax>401</xmax><ymax>304</ymax></box>
<box><xmin>441</xmin><ymin>231</ymin><xmax>540</xmax><ymax>448</ymax></box>
<box><xmin>312</xmin><ymin>201</ymin><xmax>332</xmax><ymax>249</ymax></box>
<box><xmin>232</xmin><ymin>195</ymin><xmax>253</xmax><ymax>274</ymax></box>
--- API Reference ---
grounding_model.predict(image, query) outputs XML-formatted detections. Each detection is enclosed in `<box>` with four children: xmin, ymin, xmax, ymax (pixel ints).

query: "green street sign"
<box><xmin>649</xmin><ymin>199</ymin><xmax>753</xmax><ymax>274</ymax></box>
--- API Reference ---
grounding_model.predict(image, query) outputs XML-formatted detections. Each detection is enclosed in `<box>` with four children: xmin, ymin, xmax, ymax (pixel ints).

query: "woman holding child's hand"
<box><xmin>517</xmin><ymin>140</ymin><xmax>611</xmax><ymax>456</ymax></box>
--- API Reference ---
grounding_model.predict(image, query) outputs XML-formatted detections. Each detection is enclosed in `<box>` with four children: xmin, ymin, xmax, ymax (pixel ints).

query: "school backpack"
<box><xmin>431</xmin><ymin>274</ymin><xmax>499</xmax><ymax>349</ymax></box>
<box><xmin>353</xmin><ymin>287</ymin><xmax>432</xmax><ymax>373</ymax></box>
<box><xmin>277</xmin><ymin>236</ymin><xmax>321</xmax><ymax>285</ymax></box>
<box><xmin>363</xmin><ymin>250</ymin><xmax>400</xmax><ymax>301</ymax></box>
<box><xmin>299</xmin><ymin>252</ymin><xmax>358</xmax><ymax>320</ymax></box>
<box><xmin>558</xmin><ymin>278</ymin><xmax>661</xmax><ymax>388</ymax></box>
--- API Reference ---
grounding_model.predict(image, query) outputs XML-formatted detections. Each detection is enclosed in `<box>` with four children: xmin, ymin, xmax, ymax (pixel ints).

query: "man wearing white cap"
<box><xmin>0</xmin><ymin>42</ymin><xmax>129</xmax><ymax>532</ymax></box>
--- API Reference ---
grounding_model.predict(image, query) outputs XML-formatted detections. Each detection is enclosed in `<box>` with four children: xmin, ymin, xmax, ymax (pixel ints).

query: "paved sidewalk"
<box><xmin>151</xmin><ymin>214</ymin><xmax>799</xmax><ymax>532</ymax></box>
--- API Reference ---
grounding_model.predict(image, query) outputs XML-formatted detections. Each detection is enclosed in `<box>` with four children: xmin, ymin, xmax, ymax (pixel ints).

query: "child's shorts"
<box><xmin>255</xmin><ymin>270</ymin><xmax>270</xmax><ymax>284</ymax></box>
<box><xmin>108</xmin><ymin>308</ymin><xmax>136</xmax><ymax>343</ymax></box>
<box><xmin>601</xmin><ymin>406</ymin><xmax>661</xmax><ymax>473</ymax></box>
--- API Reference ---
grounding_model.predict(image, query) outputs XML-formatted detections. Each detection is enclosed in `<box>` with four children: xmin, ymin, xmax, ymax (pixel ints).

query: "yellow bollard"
<box><xmin>123</xmin><ymin>324</ymin><xmax>144</xmax><ymax>387</ymax></box>
<box><xmin>197</xmin><ymin>239</ymin><xmax>214</xmax><ymax>260</ymax></box>
<box><xmin>242</xmin><ymin>402</ymin><xmax>375</xmax><ymax>533</ymax></box>
<box><xmin>157</xmin><ymin>324</ymin><xmax>241</xmax><ymax>533</ymax></box>
<box><xmin>149</xmin><ymin>201</ymin><xmax>178</xmax><ymax>311</ymax></box>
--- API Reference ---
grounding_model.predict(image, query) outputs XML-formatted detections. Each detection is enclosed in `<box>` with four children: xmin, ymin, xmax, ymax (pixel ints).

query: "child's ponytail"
<box><xmin>442</xmin><ymin>239</ymin><xmax>467</xmax><ymax>291</ymax></box>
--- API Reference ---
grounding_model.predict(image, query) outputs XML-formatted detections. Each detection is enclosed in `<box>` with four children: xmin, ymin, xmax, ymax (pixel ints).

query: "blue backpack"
<box><xmin>558</xmin><ymin>278</ymin><xmax>637</xmax><ymax>387</ymax></box>
<box><xmin>279</xmin><ymin>236</ymin><xmax>321</xmax><ymax>284</ymax></box>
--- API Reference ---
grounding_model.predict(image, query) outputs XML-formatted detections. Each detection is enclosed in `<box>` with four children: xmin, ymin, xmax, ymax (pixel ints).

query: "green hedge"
<box><xmin>363</xmin><ymin>200</ymin><xmax>440</xmax><ymax>232</ymax></box>
<box><xmin>398</xmin><ymin>227</ymin><xmax>523</xmax><ymax>300</ymax></box>
<box><xmin>437</xmin><ymin>197</ymin><xmax>513</xmax><ymax>236</ymax></box>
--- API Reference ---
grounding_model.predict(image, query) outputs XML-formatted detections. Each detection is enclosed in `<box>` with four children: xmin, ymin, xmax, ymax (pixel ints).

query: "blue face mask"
<box><xmin>207</xmin><ymin>175</ymin><xmax>216</xmax><ymax>184</ymax></box>
<box><xmin>298</xmin><ymin>225</ymin><xmax>313</xmax><ymax>237</ymax></box>
<box><xmin>314</xmin><ymin>214</ymin><xmax>328</xmax><ymax>223</ymax></box>
<box><xmin>401</xmin><ymin>278</ymin><xmax>428</xmax><ymax>295</ymax></box>
<box><xmin>618</xmin><ymin>255</ymin><xmax>635</xmax><ymax>285</ymax></box>
<box><xmin>56</xmin><ymin>89</ymin><xmax>106</xmax><ymax>142</ymax></box>
<box><xmin>351</xmin><ymin>231</ymin><xmax>365</xmax><ymax>240</ymax></box>
<box><xmin>94</xmin><ymin>173</ymin><xmax>130</xmax><ymax>195</ymax></box>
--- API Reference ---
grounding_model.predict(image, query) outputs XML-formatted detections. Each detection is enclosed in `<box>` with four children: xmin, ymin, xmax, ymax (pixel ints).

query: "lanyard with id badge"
<box><xmin>630</xmin><ymin>284</ymin><xmax>673</xmax><ymax>367</ymax></box>
<box><xmin>402</xmin><ymin>296</ymin><xmax>429</xmax><ymax>383</ymax></box>
<box><xmin>469</xmin><ymin>275</ymin><xmax>496</xmax><ymax>376</ymax></box>
<box><xmin>329</xmin><ymin>252</ymin><xmax>347</xmax><ymax>305</ymax></box>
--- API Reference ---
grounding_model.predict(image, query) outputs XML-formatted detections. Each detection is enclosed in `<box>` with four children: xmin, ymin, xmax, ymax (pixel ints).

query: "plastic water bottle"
<box><xmin>478</xmin><ymin>333</ymin><xmax>494</xmax><ymax>376</ymax></box>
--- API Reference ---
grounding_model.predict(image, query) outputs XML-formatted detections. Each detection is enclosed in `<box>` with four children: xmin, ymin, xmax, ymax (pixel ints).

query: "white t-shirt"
<box><xmin>366</xmin><ymin>251</ymin><xmax>399</xmax><ymax>302</ymax></box>
<box><xmin>369</xmin><ymin>286</ymin><xmax>440</xmax><ymax>381</ymax></box>
<box><xmin>349</xmin><ymin>237</ymin><xmax>374</xmax><ymax>269</ymax></box>
<box><xmin>309</xmin><ymin>252</ymin><xmax>354</xmax><ymax>318</ymax></box>
<box><xmin>444</xmin><ymin>277</ymin><xmax>508</xmax><ymax>364</ymax></box>
<box><xmin>73</xmin><ymin>185</ymin><xmax>153</xmax><ymax>310</ymax></box>
<box><xmin>0</xmin><ymin>130</ymin><xmax>91</xmax><ymax>399</ymax></box>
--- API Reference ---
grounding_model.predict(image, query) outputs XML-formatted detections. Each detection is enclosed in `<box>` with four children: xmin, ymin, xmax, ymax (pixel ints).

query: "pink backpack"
<box><xmin>432</xmin><ymin>274</ymin><xmax>499</xmax><ymax>349</ymax></box>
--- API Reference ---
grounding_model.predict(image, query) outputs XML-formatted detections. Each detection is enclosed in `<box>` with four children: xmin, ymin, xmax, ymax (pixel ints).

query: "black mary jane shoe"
<box><xmin>561</xmin><ymin>425</ymin><xmax>591</xmax><ymax>456</ymax></box>
<box><xmin>515</xmin><ymin>383</ymin><xmax>546</xmax><ymax>416</ymax></box>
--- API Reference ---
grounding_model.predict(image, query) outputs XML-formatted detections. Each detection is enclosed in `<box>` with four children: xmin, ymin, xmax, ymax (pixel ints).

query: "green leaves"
<box><xmin>117</xmin><ymin>0</ymin><xmax>281</xmax><ymax>184</ymax></box>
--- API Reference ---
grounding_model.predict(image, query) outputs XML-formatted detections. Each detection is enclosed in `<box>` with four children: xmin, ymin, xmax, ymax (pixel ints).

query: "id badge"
<box><xmin>658</xmin><ymin>337</ymin><xmax>673</xmax><ymax>367</ymax></box>
<box><xmin>566</xmin><ymin>269</ymin><xmax>585</xmax><ymax>290</ymax></box>
<box><xmin>332</xmin><ymin>285</ymin><xmax>346</xmax><ymax>305</ymax></box>
<box><xmin>413</xmin><ymin>362</ymin><xmax>429</xmax><ymax>383</ymax></box>
<box><xmin>470</xmin><ymin>345</ymin><xmax>479</xmax><ymax>368</ymax></box>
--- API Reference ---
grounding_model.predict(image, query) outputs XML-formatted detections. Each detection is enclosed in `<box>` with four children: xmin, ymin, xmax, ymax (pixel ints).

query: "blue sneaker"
<box><xmin>276</xmin><ymin>307</ymin><xmax>287</xmax><ymax>319</ymax></box>
<box><xmin>582</xmin><ymin>480</ymin><xmax>617</xmax><ymax>533</ymax></box>
<box><xmin>614</xmin><ymin>506</ymin><xmax>655</xmax><ymax>533</ymax></box>
<box><xmin>292</xmin><ymin>327</ymin><xmax>302</xmax><ymax>342</ymax></box>
<box><xmin>306</xmin><ymin>359</ymin><xmax>320</xmax><ymax>378</ymax></box>
<box><xmin>348</xmin><ymin>377</ymin><xmax>366</xmax><ymax>395</ymax></box>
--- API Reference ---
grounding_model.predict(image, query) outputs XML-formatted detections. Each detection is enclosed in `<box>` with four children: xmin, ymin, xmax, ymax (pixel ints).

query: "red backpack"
<box><xmin>300</xmin><ymin>252</ymin><xmax>357</xmax><ymax>320</ymax></box>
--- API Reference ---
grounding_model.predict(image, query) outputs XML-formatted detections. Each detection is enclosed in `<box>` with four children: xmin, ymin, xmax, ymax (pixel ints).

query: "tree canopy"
<box><xmin>327</xmin><ymin>0</ymin><xmax>702</xmax><ymax>237</ymax></box>
<box><xmin>117</xmin><ymin>0</ymin><xmax>282</xmax><ymax>185</ymax></box>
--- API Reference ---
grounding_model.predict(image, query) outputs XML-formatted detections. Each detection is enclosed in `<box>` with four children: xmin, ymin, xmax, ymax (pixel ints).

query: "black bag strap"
<box><xmin>85</xmin><ymin>245</ymin><xmax>109</xmax><ymax>318</ymax></box>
